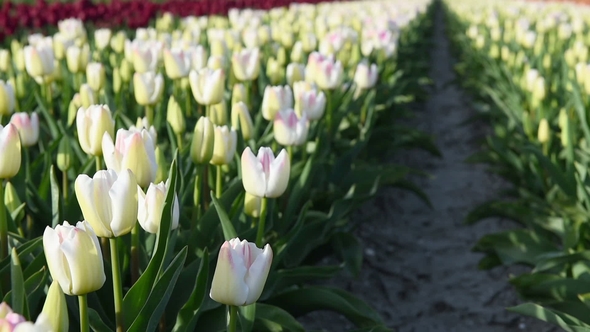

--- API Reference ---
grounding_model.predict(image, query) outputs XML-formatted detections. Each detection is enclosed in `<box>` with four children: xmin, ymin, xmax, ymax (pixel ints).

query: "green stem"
<box><xmin>287</xmin><ymin>145</ymin><xmax>293</xmax><ymax>161</ymax></box>
<box><xmin>62</xmin><ymin>171</ymin><xmax>68</xmax><ymax>201</ymax></box>
<box><xmin>176</xmin><ymin>133</ymin><xmax>183</xmax><ymax>150</ymax></box>
<box><xmin>0</xmin><ymin>182</ymin><xmax>6</xmax><ymax>261</ymax></box>
<box><xmin>145</xmin><ymin>105</ymin><xmax>154</xmax><ymax>126</ymax></box>
<box><xmin>216</xmin><ymin>165</ymin><xmax>223</xmax><ymax>198</ymax></box>
<box><xmin>228</xmin><ymin>305</ymin><xmax>238</xmax><ymax>332</ymax></box>
<box><xmin>255</xmin><ymin>197</ymin><xmax>268</xmax><ymax>247</ymax></box>
<box><xmin>206</xmin><ymin>104</ymin><xmax>211</xmax><ymax>118</ymax></box>
<box><xmin>186</xmin><ymin>87</ymin><xmax>192</xmax><ymax>118</ymax></box>
<box><xmin>244</xmin><ymin>80</ymin><xmax>252</xmax><ymax>111</ymax></box>
<box><xmin>191</xmin><ymin>166</ymin><xmax>203</xmax><ymax>231</ymax></box>
<box><xmin>95</xmin><ymin>156</ymin><xmax>102</xmax><ymax>173</ymax></box>
<box><xmin>46</xmin><ymin>83</ymin><xmax>53</xmax><ymax>115</ymax></box>
<box><xmin>131</xmin><ymin>223</ymin><xmax>139</xmax><ymax>283</ymax></box>
<box><xmin>110</xmin><ymin>239</ymin><xmax>124</xmax><ymax>332</ymax></box>
<box><xmin>78</xmin><ymin>294</ymin><xmax>89</xmax><ymax>332</ymax></box>
<box><xmin>325</xmin><ymin>89</ymin><xmax>333</xmax><ymax>138</ymax></box>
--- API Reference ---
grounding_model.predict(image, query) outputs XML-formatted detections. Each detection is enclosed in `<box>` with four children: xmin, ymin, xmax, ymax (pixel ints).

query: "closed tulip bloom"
<box><xmin>41</xmin><ymin>281</ymin><xmax>69</xmax><ymax>332</ymax></box>
<box><xmin>207</xmin><ymin>55</ymin><xmax>226</xmax><ymax>71</ymax></box>
<box><xmin>242</xmin><ymin>27</ymin><xmax>260</xmax><ymax>48</ymax></box>
<box><xmin>111</xmin><ymin>31</ymin><xmax>127</xmax><ymax>54</ymax></box>
<box><xmin>189</xmin><ymin>68</ymin><xmax>225</xmax><ymax>106</ymax></box>
<box><xmin>131</xmin><ymin>42</ymin><xmax>160</xmax><ymax>73</ymax></box>
<box><xmin>10</xmin><ymin>112</ymin><xmax>39</xmax><ymax>147</ymax></box>
<box><xmin>354</xmin><ymin>61</ymin><xmax>378</xmax><ymax>89</ymax></box>
<box><xmin>75</xmin><ymin>169</ymin><xmax>138</xmax><ymax>238</ymax></box>
<box><xmin>266</xmin><ymin>58</ymin><xmax>284</xmax><ymax>85</ymax></box>
<box><xmin>211</xmin><ymin>125</ymin><xmax>237</xmax><ymax>165</ymax></box>
<box><xmin>538</xmin><ymin>118</ymin><xmax>550</xmax><ymax>144</ymax></box>
<box><xmin>102</xmin><ymin>129</ymin><xmax>158</xmax><ymax>188</ymax></box>
<box><xmin>301</xmin><ymin>32</ymin><xmax>318</xmax><ymax>52</ymax></box>
<box><xmin>0</xmin><ymin>50</ymin><xmax>11</xmax><ymax>73</ymax></box>
<box><xmin>0</xmin><ymin>80</ymin><xmax>15</xmax><ymax>116</ymax></box>
<box><xmin>134</xmin><ymin>72</ymin><xmax>164</xmax><ymax>106</ymax></box>
<box><xmin>80</xmin><ymin>83</ymin><xmax>97</xmax><ymax>108</ymax></box>
<box><xmin>231</xmin><ymin>83</ymin><xmax>246</xmax><ymax>105</ymax></box>
<box><xmin>86</xmin><ymin>62</ymin><xmax>106</xmax><ymax>92</ymax></box>
<box><xmin>290</xmin><ymin>41</ymin><xmax>304</xmax><ymax>63</ymax></box>
<box><xmin>189</xmin><ymin>45</ymin><xmax>208</xmax><ymax>70</ymax></box>
<box><xmin>43</xmin><ymin>221</ymin><xmax>106</xmax><ymax>295</ymax></box>
<box><xmin>232</xmin><ymin>48</ymin><xmax>261</xmax><ymax>81</ymax></box>
<box><xmin>210</xmin><ymin>238</ymin><xmax>273</xmax><ymax>306</ymax></box>
<box><xmin>166</xmin><ymin>96</ymin><xmax>185</xmax><ymax>135</ymax></box>
<box><xmin>66</xmin><ymin>44</ymin><xmax>90</xmax><ymax>74</ymax></box>
<box><xmin>190</xmin><ymin>116</ymin><xmax>215</xmax><ymax>164</ymax></box>
<box><xmin>209</xmin><ymin>100</ymin><xmax>228</xmax><ymax>126</ymax></box>
<box><xmin>261</xmin><ymin>85</ymin><xmax>293</xmax><ymax>121</ymax></box>
<box><xmin>315</xmin><ymin>58</ymin><xmax>343</xmax><ymax>90</ymax></box>
<box><xmin>244</xmin><ymin>192</ymin><xmax>261</xmax><ymax>217</ymax></box>
<box><xmin>231</xmin><ymin>102</ymin><xmax>254</xmax><ymax>140</ymax></box>
<box><xmin>295</xmin><ymin>89</ymin><xmax>326</xmax><ymax>120</ymax></box>
<box><xmin>24</xmin><ymin>42</ymin><xmax>55</xmax><ymax>79</ymax></box>
<box><xmin>241</xmin><ymin>147</ymin><xmax>290</xmax><ymax>198</ymax></box>
<box><xmin>0</xmin><ymin>124</ymin><xmax>21</xmax><ymax>179</ymax></box>
<box><xmin>76</xmin><ymin>104</ymin><xmax>115</xmax><ymax>156</ymax></box>
<box><xmin>94</xmin><ymin>28</ymin><xmax>112</xmax><ymax>50</ymax></box>
<box><xmin>274</xmin><ymin>109</ymin><xmax>308</xmax><ymax>146</ymax></box>
<box><xmin>286</xmin><ymin>63</ymin><xmax>305</xmax><ymax>85</ymax></box>
<box><xmin>137</xmin><ymin>180</ymin><xmax>180</xmax><ymax>234</ymax></box>
<box><xmin>164</xmin><ymin>48</ymin><xmax>191</xmax><ymax>79</ymax></box>
<box><xmin>131</xmin><ymin>117</ymin><xmax>158</xmax><ymax>143</ymax></box>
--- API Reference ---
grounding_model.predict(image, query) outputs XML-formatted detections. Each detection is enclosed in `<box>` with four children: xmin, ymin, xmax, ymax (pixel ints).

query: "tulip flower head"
<box><xmin>231</xmin><ymin>102</ymin><xmax>254</xmax><ymax>140</ymax></box>
<box><xmin>24</xmin><ymin>41</ymin><xmax>55</xmax><ymax>80</ymax></box>
<box><xmin>211</xmin><ymin>125</ymin><xmax>238</xmax><ymax>166</ymax></box>
<box><xmin>10</xmin><ymin>112</ymin><xmax>39</xmax><ymax>147</ymax></box>
<box><xmin>86</xmin><ymin>62</ymin><xmax>106</xmax><ymax>92</ymax></box>
<box><xmin>274</xmin><ymin>109</ymin><xmax>309</xmax><ymax>146</ymax></box>
<box><xmin>354</xmin><ymin>60</ymin><xmax>378</xmax><ymax>89</ymax></box>
<box><xmin>0</xmin><ymin>80</ymin><xmax>15</xmax><ymax>116</ymax></box>
<box><xmin>94</xmin><ymin>29</ymin><xmax>112</xmax><ymax>50</ymax></box>
<box><xmin>189</xmin><ymin>68</ymin><xmax>225</xmax><ymax>106</ymax></box>
<box><xmin>66</xmin><ymin>44</ymin><xmax>90</xmax><ymax>74</ymax></box>
<box><xmin>129</xmin><ymin>40</ymin><xmax>160</xmax><ymax>73</ymax></box>
<box><xmin>137</xmin><ymin>180</ymin><xmax>180</xmax><ymax>234</ymax></box>
<box><xmin>190</xmin><ymin>116</ymin><xmax>215</xmax><ymax>164</ymax></box>
<box><xmin>76</xmin><ymin>104</ymin><xmax>115</xmax><ymax>156</ymax></box>
<box><xmin>75</xmin><ymin>169</ymin><xmax>138</xmax><ymax>238</ymax></box>
<box><xmin>315</xmin><ymin>57</ymin><xmax>343</xmax><ymax>90</ymax></box>
<box><xmin>210</xmin><ymin>238</ymin><xmax>273</xmax><ymax>306</ymax></box>
<box><xmin>188</xmin><ymin>45</ymin><xmax>208</xmax><ymax>71</ymax></box>
<box><xmin>232</xmin><ymin>48</ymin><xmax>261</xmax><ymax>81</ymax></box>
<box><xmin>241</xmin><ymin>147</ymin><xmax>290</xmax><ymax>198</ymax></box>
<box><xmin>134</xmin><ymin>72</ymin><xmax>164</xmax><ymax>106</ymax></box>
<box><xmin>0</xmin><ymin>124</ymin><xmax>21</xmax><ymax>179</ymax></box>
<box><xmin>295</xmin><ymin>89</ymin><xmax>326</xmax><ymax>120</ymax></box>
<box><xmin>261</xmin><ymin>85</ymin><xmax>293</xmax><ymax>121</ymax></box>
<box><xmin>164</xmin><ymin>47</ymin><xmax>191</xmax><ymax>79</ymax></box>
<box><xmin>43</xmin><ymin>221</ymin><xmax>106</xmax><ymax>295</ymax></box>
<box><xmin>102</xmin><ymin>128</ymin><xmax>158</xmax><ymax>188</ymax></box>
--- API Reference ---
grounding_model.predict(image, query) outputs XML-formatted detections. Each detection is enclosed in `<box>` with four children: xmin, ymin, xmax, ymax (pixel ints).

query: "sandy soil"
<box><xmin>301</xmin><ymin>4</ymin><xmax>558</xmax><ymax>332</ymax></box>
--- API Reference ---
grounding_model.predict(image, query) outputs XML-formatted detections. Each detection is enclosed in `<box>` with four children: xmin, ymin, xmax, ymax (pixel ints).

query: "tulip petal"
<box><xmin>43</xmin><ymin>227</ymin><xmax>73</xmax><ymax>295</ymax></box>
<box><xmin>102</xmin><ymin>132</ymin><xmax>120</xmax><ymax>172</ymax></box>
<box><xmin>265</xmin><ymin>149</ymin><xmax>290</xmax><ymax>198</ymax></box>
<box><xmin>108</xmin><ymin>169</ymin><xmax>138</xmax><ymax>237</ymax></box>
<box><xmin>210</xmin><ymin>241</ymin><xmax>249</xmax><ymax>306</ymax></box>
<box><xmin>244</xmin><ymin>243</ymin><xmax>273</xmax><ymax>305</ymax></box>
<box><xmin>75</xmin><ymin>174</ymin><xmax>113</xmax><ymax>238</ymax></box>
<box><xmin>240</xmin><ymin>147</ymin><xmax>266</xmax><ymax>197</ymax></box>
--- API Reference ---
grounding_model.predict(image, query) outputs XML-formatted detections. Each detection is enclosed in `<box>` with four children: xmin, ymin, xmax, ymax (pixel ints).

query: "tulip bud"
<box><xmin>86</xmin><ymin>62</ymin><xmax>106</xmax><ymax>92</ymax></box>
<box><xmin>164</xmin><ymin>48</ymin><xmax>191</xmax><ymax>79</ymax></box>
<box><xmin>232</xmin><ymin>48</ymin><xmax>261</xmax><ymax>81</ymax></box>
<box><xmin>41</xmin><ymin>281</ymin><xmax>69</xmax><ymax>332</ymax></box>
<box><xmin>10</xmin><ymin>112</ymin><xmax>39</xmax><ymax>147</ymax></box>
<box><xmin>274</xmin><ymin>109</ymin><xmax>308</xmax><ymax>146</ymax></box>
<box><xmin>67</xmin><ymin>94</ymin><xmax>81</xmax><ymax>126</ymax></box>
<box><xmin>102</xmin><ymin>129</ymin><xmax>158</xmax><ymax>188</ymax></box>
<box><xmin>12</xmin><ymin>44</ymin><xmax>26</xmax><ymax>72</ymax></box>
<box><xmin>137</xmin><ymin>180</ymin><xmax>180</xmax><ymax>234</ymax></box>
<box><xmin>537</xmin><ymin>118</ymin><xmax>550</xmax><ymax>144</ymax></box>
<box><xmin>295</xmin><ymin>89</ymin><xmax>325</xmax><ymax>120</ymax></box>
<box><xmin>79</xmin><ymin>83</ymin><xmax>97</xmax><ymax>109</ymax></box>
<box><xmin>211</xmin><ymin>125</ymin><xmax>237</xmax><ymax>166</ymax></box>
<box><xmin>231</xmin><ymin>102</ymin><xmax>254</xmax><ymax>141</ymax></box>
<box><xmin>57</xmin><ymin>135</ymin><xmax>73</xmax><ymax>172</ymax></box>
<box><xmin>207</xmin><ymin>55</ymin><xmax>225</xmax><ymax>71</ymax></box>
<box><xmin>0</xmin><ymin>80</ymin><xmax>15</xmax><ymax>116</ymax></box>
<box><xmin>95</xmin><ymin>29</ymin><xmax>112</xmax><ymax>50</ymax></box>
<box><xmin>210</xmin><ymin>238</ymin><xmax>273</xmax><ymax>306</ymax></box>
<box><xmin>134</xmin><ymin>72</ymin><xmax>164</xmax><ymax>106</ymax></box>
<box><xmin>66</xmin><ymin>44</ymin><xmax>90</xmax><ymax>74</ymax></box>
<box><xmin>76</xmin><ymin>105</ymin><xmax>115</xmax><ymax>156</ymax></box>
<box><xmin>189</xmin><ymin>45</ymin><xmax>208</xmax><ymax>71</ymax></box>
<box><xmin>24</xmin><ymin>41</ymin><xmax>55</xmax><ymax>79</ymax></box>
<box><xmin>43</xmin><ymin>221</ymin><xmax>106</xmax><ymax>295</ymax></box>
<box><xmin>112</xmin><ymin>67</ymin><xmax>122</xmax><ymax>94</ymax></box>
<box><xmin>210</xmin><ymin>40</ymin><xmax>227</xmax><ymax>58</ymax></box>
<box><xmin>4</xmin><ymin>182</ymin><xmax>23</xmax><ymax>222</ymax></box>
<box><xmin>241</xmin><ymin>147</ymin><xmax>290</xmax><ymax>197</ymax></box>
<box><xmin>290</xmin><ymin>41</ymin><xmax>304</xmax><ymax>63</ymax></box>
<box><xmin>315</xmin><ymin>58</ymin><xmax>343</xmax><ymax>90</ymax></box>
<box><xmin>167</xmin><ymin>96</ymin><xmax>186</xmax><ymax>135</ymax></box>
<box><xmin>266</xmin><ymin>58</ymin><xmax>284</xmax><ymax>85</ymax></box>
<box><xmin>189</xmin><ymin>68</ymin><xmax>225</xmax><ymax>105</ymax></box>
<box><xmin>301</xmin><ymin>32</ymin><xmax>317</xmax><ymax>53</ymax></box>
<box><xmin>111</xmin><ymin>31</ymin><xmax>127</xmax><ymax>53</ymax></box>
<box><xmin>559</xmin><ymin>109</ymin><xmax>570</xmax><ymax>147</ymax></box>
<box><xmin>0</xmin><ymin>124</ymin><xmax>21</xmax><ymax>179</ymax></box>
<box><xmin>276</xmin><ymin>47</ymin><xmax>287</xmax><ymax>66</ymax></box>
<box><xmin>244</xmin><ymin>192</ymin><xmax>261</xmax><ymax>217</ymax></box>
<box><xmin>190</xmin><ymin>116</ymin><xmax>215</xmax><ymax>164</ymax></box>
<box><xmin>232</xmin><ymin>83</ymin><xmax>247</xmax><ymax>106</ymax></box>
<box><xmin>132</xmin><ymin>43</ymin><xmax>159</xmax><ymax>74</ymax></box>
<box><xmin>0</xmin><ymin>50</ymin><xmax>11</xmax><ymax>73</ymax></box>
<box><xmin>261</xmin><ymin>85</ymin><xmax>293</xmax><ymax>121</ymax></box>
<box><xmin>286</xmin><ymin>63</ymin><xmax>305</xmax><ymax>86</ymax></box>
<box><xmin>209</xmin><ymin>101</ymin><xmax>228</xmax><ymax>126</ymax></box>
<box><xmin>354</xmin><ymin>61</ymin><xmax>378</xmax><ymax>89</ymax></box>
<box><xmin>120</xmin><ymin>58</ymin><xmax>132</xmax><ymax>82</ymax></box>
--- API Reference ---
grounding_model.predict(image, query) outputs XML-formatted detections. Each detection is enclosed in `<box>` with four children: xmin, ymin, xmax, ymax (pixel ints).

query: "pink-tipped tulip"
<box><xmin>232</xmin><ymin>48</ymin><xmax>261</xmax><ymax>81</ymax></box>
<box><xmin>261</xmin><ymin>85</ymin><xmax>293</xmax><ymax>121</ymax></box>
<box><xmin>210</xmin><ymin>238</ymin><xmax>273</xmax><ymax>306</ymax></box>
<box><xmin>274</xmin><ymin>109</ymin><xmax>308</xmax><ymax>146</ymax></box>
<box><xmin>10</xmin><ymin>112</ymin><xmax>39</xmax><ymax>147</ymax></box>
<box><xmin>354</xmin><ymin>61</ymin><xmax>378</xmax><ymax>89</ymax></box>
<box><xmin>295</xmin><ymin>89</ymin><xmax>326</xmax><ymax>121</ymax></box>
<box><xmin>0</xmin><ymin>124</ymin><xmax>21</xmax><ymax>179</ymax></box>
<box><xmin>241</xmin><ymin>147</ymin><xmax>290</xmax><ymax>198</ymax></box>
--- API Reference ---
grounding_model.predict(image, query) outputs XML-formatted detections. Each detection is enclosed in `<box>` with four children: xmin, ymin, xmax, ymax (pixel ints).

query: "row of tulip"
<box><xmin>446</xmin><ymin>0</ymin><xmax>590</xmax><ymax>331</ymax></box>
<box><xmin>0</xmin><ymin>0</ymin><xmax>436</xmax><ymax>331</ymax></box>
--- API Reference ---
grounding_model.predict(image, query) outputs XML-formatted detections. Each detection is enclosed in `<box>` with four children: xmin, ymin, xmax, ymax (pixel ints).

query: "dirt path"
<box><xmin>303</xmin><ymin>3</ymin><xmax>557</xmax><ymax>332</ymax></box>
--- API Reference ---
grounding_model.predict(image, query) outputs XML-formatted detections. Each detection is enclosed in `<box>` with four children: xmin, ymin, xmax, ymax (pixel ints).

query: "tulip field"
<box><xmin>0</xmin><ymin>0</ymin><xmax>444</xmax><ymax>331</ymax></box>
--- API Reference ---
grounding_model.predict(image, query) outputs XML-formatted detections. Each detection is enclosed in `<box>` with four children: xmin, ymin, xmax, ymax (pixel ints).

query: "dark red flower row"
<box><xmin>0</xmin><ymin>0</ymin><xmax>328</xmax><ymax>41</ymax></box>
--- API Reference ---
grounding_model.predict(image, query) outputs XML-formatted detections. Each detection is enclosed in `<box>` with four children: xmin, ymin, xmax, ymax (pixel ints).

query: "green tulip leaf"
<box><xmin>24</xmin><ymin>268</ymin><xmax>47</xmax><ymax>317</ymax></box>
<box><xmin>252</xmin><ymin>303</ymin><xmax>304</xmax><ymax>332</ymax></box>
<box><xmin>172</xmin><ymin>248</ymin><xmax>210</xmax><ymax>332</ymax></box>
<box><xmin>507</xmin><ymin>303</ymin><xmax>590</xmax><ymax>332</ymax></box>
<box><xmin>239</xmin><ymin>303</ymin><xmax>256</xmax><ymax>332</ymax></box>
<box><xmin>0</xmin><ymin>237</ymin><xmax>42</xmax><ymax>276</ymax></box>
<box><xmin>50</xmin><ymin>166</ymin><xmax>60</xmax><ymax>227</ymax></box>
<box><xmin>331</xmin><ymin>232</ymin><xmax>363</xmax><ymax>277</ymax></box>
<box><xmin>211</xmin><ymin>191</ymin><xmax>238</xmax><ymax>240</ymax></box>
<box><xmin>89</xmin><ymin>307</ymin><xmax>114</xmax><ymax>332</ymax></box>
<box><xmin>9</xmin><ymin>248</ymin><xmax>28</xmax><ymax>319</ymax></box>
